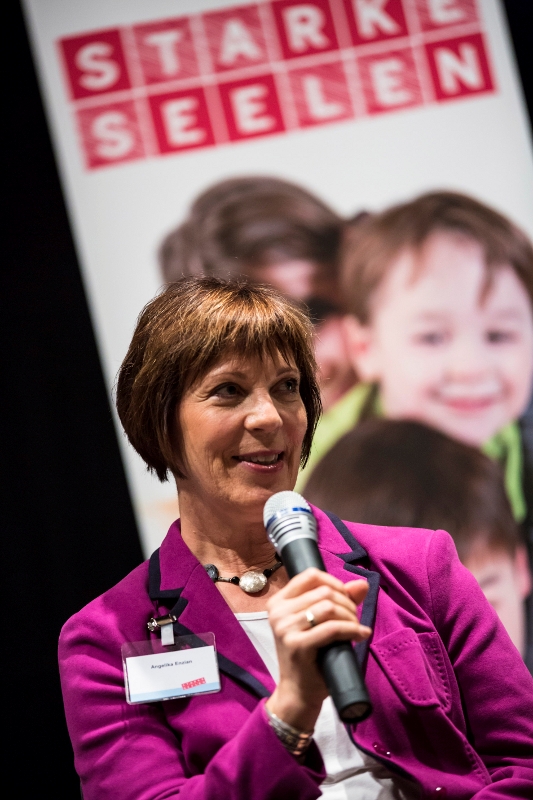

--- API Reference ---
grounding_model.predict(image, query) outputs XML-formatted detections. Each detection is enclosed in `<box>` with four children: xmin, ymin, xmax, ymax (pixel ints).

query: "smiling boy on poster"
<box><xmin>298</xmin><ymin>192</ymin><xmax>533</xmax><ymax>529</ymax></box>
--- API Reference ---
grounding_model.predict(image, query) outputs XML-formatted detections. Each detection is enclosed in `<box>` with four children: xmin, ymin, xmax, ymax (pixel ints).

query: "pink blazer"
<box><xmin>59</xmin><ymin>508</ymin><xmax>533</xmax><ymax>799</ymax></box>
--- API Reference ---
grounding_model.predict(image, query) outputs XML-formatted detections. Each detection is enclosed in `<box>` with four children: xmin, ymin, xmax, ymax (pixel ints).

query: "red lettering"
<box><xmin>288</xmin><ymin>62</ymin><xmax>354</xmax><ymax>127</ymax></box>
<box><xmin>344</xmin><ymin>0</ymin><xmax>408</xmax><ymax>46</ymax></box>
<box><xmin>75</xmin><ymin>101</ymin><xmax>144</xmax><ymax>169</ymax></box>
<box><xmin>426</xmin><ymin>33</ymin><xmax>494</xmax><ymax>101</ymax></box>
<box><xmin>132</xmin><ymin>18</ymin><xmax>199</xmax><ymax>84</ymax></box>
<box><xmin>149</xmin><ymin>88</ymin><xmax>215</xmax><ymax>153</ymax></box>
<box><xmin>218</xmin><ymin>74</ymin><xmax>285</xmax><ymax>140</ymax></box>
<box><xmin>202</xmin><ymin>6</ymin><xmax>268</xmax><ymax>73</ymax></box>
<box><xmin>272</xmin><ymin>0</ymin><xmax>339</xmax><ymax>60</ymax></box>
<box><xmin>414</xmin><ymin>0</ymin><xmax>478</xmax><ymax>32</ymax></box>
<box><xmin>358</xmin><ymin>47</ymin><xmax>423</xmax><ymax>114</ymax></box>
<box><xmin>59</xmin><ymin>30</ymin><xmax>131</xmax><ymax>100</ymax></box>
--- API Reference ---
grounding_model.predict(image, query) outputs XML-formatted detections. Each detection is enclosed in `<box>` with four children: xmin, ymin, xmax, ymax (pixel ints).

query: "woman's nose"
<box><xmin>244</xmin><ymin>391</ymin><xmax>283</xmax><ymax>432</ymax></box>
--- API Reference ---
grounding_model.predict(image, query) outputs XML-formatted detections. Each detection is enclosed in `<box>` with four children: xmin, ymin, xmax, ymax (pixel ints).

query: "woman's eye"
<box><xmin>278</xmin><ymin>378</ymin><xmax>299</xmax><ymax>393</ymax></box>
<box><xmin>214</xmin><ymin>383</ymin><xmax>241</xmax><ymax>399</ymax></box>
<box><xmin>486</xmin><ymin>329</ymin><xmax>517</xmax><ymax>344</ymax></box>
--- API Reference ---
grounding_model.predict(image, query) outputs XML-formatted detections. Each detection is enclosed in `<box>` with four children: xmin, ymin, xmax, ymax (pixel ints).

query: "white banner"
<box><xmin>22</xmin><ymin>0</ymin><xmax>533</xmax><ymax>556</ymax></box>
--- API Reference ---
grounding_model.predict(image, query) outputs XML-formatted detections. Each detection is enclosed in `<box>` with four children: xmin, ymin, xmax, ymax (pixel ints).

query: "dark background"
<box><xmin>4</xmin><ymin>1</ymin><xmax>532</xmax><ymax>794</ymax></box>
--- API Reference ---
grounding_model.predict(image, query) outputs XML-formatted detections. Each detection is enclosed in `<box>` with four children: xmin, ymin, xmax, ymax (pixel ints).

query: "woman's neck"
<box><xmin>177</xmin><ymin>488</ymin><xmax>277</xmax><ymax>575</ymax></box>
<box><xmin>177</xmin><ymin>488</ymin><xmax>288</xmax><ymax>613</ymax></box>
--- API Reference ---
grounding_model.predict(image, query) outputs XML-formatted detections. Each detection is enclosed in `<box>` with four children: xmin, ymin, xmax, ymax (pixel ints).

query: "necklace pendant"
<box><xmin>239</xmin><ymin>570</ymin><xmax>268</xmax><ymax>594</ymax></box>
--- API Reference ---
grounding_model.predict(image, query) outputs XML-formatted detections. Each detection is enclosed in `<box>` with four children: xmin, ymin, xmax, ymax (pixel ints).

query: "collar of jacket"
<box><xmin>148</xmin><ymin>506</ymin><xmax>380</xmax><ymax>701</ymax></box>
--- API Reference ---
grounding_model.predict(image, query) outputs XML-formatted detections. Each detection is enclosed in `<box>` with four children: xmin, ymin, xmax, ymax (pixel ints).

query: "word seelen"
<box><xmin>58</xmin><ymin>0</ymin><xmax>494</xmax><ymax>169</ymax></box>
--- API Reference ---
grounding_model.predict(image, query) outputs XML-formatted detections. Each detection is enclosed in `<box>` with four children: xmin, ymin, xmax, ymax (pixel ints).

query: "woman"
<box><xmin>59</xmin><ymin>278</ymin><xmax>533</xmax><ymax>799</ymax></box>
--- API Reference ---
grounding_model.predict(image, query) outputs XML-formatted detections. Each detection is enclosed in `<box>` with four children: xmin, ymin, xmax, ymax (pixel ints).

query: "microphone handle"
<box><xmin>280</xmin><ymin>539</ymin><xmax>372</xmax><ymax>723</ymax></box>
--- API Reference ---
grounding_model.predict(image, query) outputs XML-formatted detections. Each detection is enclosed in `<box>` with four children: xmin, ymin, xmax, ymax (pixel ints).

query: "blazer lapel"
<box><xmin>150</xmin><ymin>522</ymin><xmax>275</xmax><ymax>699</ymax></box>
<box><xmin>314</xmin><ymin>509</ymin><xmax>380</xmax><ymax>667</ymax></box>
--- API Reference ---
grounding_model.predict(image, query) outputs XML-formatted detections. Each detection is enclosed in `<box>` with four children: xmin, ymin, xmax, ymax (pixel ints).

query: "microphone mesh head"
<box><xmin>263</xmin><ymin>491</ymin><xmax>310</xmax><ymax>527</ymax></box>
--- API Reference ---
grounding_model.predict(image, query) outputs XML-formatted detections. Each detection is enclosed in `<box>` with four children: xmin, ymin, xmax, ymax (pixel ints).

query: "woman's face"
<box><xmin>175</xmin><ymin>351</ymin><xmax>308</xmax><ymax>520</ymax></box>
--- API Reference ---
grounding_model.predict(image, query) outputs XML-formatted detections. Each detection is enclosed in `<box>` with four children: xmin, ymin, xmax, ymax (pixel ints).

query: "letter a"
<box><xmin>219</xmin><ymin>19</ymin><xmax>262</xmax><ymax>66</ymax></box>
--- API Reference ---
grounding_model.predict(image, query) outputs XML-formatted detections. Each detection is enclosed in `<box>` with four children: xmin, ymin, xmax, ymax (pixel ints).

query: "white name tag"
<box><xmin>122</xmin><ymin>633</ymin><xmax>221</xmax><ymax>704</ymax></box>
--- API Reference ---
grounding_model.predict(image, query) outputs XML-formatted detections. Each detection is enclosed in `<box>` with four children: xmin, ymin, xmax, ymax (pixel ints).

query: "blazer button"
<box><xmin>373</xmin><ymin>742</ymin><xmax>391</xmax><ymax>757</ymax></box>
<box><xmin>432</xmin><ymin>789</ymin><xmax>447</xmax><ymax>797</ymax></box>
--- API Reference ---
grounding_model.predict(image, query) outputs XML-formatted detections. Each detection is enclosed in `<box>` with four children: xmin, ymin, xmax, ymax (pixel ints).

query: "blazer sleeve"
<box><xmin>59</xmin><ymin>607</ymin><xmax>326</xmax><ymax>800</ymax></box>
<box><xmin>427</xmin><ymin>529</ymin><xmax>533</xmax><ymax>796</ymax></box>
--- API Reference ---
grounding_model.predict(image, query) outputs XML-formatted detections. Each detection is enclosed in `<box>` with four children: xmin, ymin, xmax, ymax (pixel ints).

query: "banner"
<box><xmin>22</xmin><ymin>0</ymin><xmax>533</xmax><ymax>560</ymax></box>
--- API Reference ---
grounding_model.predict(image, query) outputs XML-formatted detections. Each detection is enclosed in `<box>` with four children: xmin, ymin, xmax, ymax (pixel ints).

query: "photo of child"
<box><xmin>298</xmin><ymin>191</ymin><xmax>533</xmax><ymax>533</ymax></box>
<box><xmin>304</xmin><ymin>418</ymin><xmax>533</xmax><ymax>670</ymax></box>
<box><xmin>159</xmin><ymin>176</ymin><xmax>357</xmax><ymax>412</ymax></box>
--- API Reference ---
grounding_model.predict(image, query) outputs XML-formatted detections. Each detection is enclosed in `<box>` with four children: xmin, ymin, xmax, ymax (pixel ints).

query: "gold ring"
<box><xmin>305</xmin><ymin>609</ymin><xmax>317</xmax><ymax>628</ymax></box>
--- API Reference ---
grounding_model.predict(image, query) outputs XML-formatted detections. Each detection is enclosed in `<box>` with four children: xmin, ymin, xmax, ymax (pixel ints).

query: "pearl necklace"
<box><xmin>204</xmin><ymin>554</ymin><xmax>282</xmax><ymax>594</ymax></box>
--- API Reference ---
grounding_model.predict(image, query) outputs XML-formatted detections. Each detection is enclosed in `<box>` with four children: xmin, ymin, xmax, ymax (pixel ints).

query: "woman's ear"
<box><xmin>342</xmin><ymin>315</ymin><xmax>381</xmax><ymax>382</ymax></box>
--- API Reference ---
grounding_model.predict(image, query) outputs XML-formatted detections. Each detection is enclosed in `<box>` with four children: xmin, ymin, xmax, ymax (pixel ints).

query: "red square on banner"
<box><xmin>413</xmin><ymin>0</ymin><xmax>478</xmax><ymax>33</ymax></box>
<box><xmin>343</xmin><ymin>0</ymin><xmax>408</xmax><ymax>46</ymax></box>
<box><xmin>59</xmin><ymin>29</ymin><xmax>131</xmax><ymax>100</ymax></box>
<box><xmin>202</xmin><ymin>5</ymin><xmax>269</xmax><ymax>73</ymax></box>
<box><xmin>218</xmin><ymin>74</ymin><xmax>285</xmax><ymax>140</ymax></box>
<box><xmin>358</xmin><ymin>47</ymin><xmax>422</xmax><ymax>114</ymax></box>
<box><xmin>426</xmin><ymin>33</ymin><xmax>494</xmax><ymax>101</ymax></box>
<box><xmin>288</xmin><ymin>61</ymin><xmax>354</xmax><ymax>127</ymax></box>
<box><xmin>149</xmin><ymin>88</ymin><xmax>215</xmax><ymax>153</ymax></box>
<box><xmin>75</xmin><ymin>101</ymin><xmax>145</xmax><ymax>169</ymax></box>
<box><xmin>272</xmin><ymin>0</ymin><xmax>339</xmax><ymax>60</ymax></box>
<box><xmin>132</xmin><ymin>17</ymin><xmax>200</xmax><ymax>85</ymax></box>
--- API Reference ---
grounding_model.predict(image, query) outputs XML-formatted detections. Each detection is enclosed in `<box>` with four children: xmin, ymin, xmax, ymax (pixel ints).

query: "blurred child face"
<box><xmin>463</xmin><ymin>541</ymin><xmax>531</xmax><ymax>656</ymax></box>
<box><xmin>250</xmin><ymin>259</ymin><xmax>357</xmax><ymax>411</ymax></box>
<box><xmin>346</xmin><ymin>232</ymin><xmax>533</xmax><ymax>445</ymax></box>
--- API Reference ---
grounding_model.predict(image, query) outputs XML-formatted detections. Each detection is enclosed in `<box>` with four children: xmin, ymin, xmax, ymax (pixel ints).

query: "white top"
<box><xmin>236</xmin><ymin>612</ymin><xmax>418</xmax><ymax>800</ymax></box>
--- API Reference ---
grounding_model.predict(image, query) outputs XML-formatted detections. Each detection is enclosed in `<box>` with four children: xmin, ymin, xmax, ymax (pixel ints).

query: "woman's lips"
<box><xmin>233</xmin><ymin>451</ymin><xmax>285</xmax><ymax>473</ymax></box>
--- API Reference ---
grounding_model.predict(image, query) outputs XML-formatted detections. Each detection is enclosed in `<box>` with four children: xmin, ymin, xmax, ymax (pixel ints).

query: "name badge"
<box><xmin>122</xmin><ymin>632</ymin><xmax>221</xmax><ymax>704</ymax></box>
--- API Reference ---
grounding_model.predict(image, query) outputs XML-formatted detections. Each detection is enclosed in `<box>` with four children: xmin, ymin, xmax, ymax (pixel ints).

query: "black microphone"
<box><xmin>263</xmin><ymin>491</ymin><xmax>372</xmax><ymax>723</ymax></box>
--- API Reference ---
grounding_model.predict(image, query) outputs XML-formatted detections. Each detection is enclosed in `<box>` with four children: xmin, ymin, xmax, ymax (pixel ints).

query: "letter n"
<box><xmin>426</xmin><ymin>33</ymin><xmax>494</xmax><ymax>102</ymax></box>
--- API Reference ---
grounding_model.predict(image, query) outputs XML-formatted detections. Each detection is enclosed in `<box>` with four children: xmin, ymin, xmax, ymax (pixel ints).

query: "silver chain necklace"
<box><xmin>204</xmin><ymin>554</ymin><xmax>282</xmax><ymax>594</ymax></box>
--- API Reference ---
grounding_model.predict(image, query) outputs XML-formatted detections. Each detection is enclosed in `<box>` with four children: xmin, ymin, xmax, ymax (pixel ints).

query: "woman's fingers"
<box><xmin>274</xmin><ymin>568</ymin><xmax>352</xmax><ymax>600</ymax></box>
<box><xmin>284</xmin><ymin>618</ymin><xmax>371</xmax><ymax>650</ymax></box>
<box><xmin>271</xmin><ymin>582</ymin><xmax>358</xmax><ymax>620</ymax></box>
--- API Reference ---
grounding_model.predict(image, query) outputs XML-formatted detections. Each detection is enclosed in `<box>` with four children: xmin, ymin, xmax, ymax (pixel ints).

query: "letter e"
<box><xmin>370</xmin><ymin>57</ymin><xmax>411</xmax><ymax>106</ymax></box>
<box><xmin>162</xmin><ymin>98</ymin><xmax>206</xmax><ymax>146</ymax></box>
<box><xmin>230</xmin><ymin>84</ymin><xmax>275</xmax><ymax>134</ymax></box>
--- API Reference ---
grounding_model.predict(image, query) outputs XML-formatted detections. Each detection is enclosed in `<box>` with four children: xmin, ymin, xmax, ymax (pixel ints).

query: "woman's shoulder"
<box><xmin>315</xmin><ymin>505</ymin><xmax>453</xmax><ymax>568</ymax></box>
<box><xmin>59</xmin><ymin>558</ymin><xmax>152</xmax><ymax>656</ymax></box>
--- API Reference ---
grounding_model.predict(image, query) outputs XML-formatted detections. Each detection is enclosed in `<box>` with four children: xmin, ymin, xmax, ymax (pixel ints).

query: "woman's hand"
<box><xmin>265</xmin><ymin>568</ymin><xmax>371</xmax><ymax>733</ymax></box>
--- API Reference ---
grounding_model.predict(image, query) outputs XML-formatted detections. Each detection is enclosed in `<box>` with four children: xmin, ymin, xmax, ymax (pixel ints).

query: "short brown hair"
<box><xmin>159</xmin><ymin>176</ymin><xmax>342</xmax><ymax>283</ymax></box>
<box><xmin>116</xmin><ymin>278</ymin><xmax>321</xmax><ymax>482</ymax></box>
<box><xmin>304</xmin><ymin>418</ymin><xmax>521</xmax><ymax>559</ymax></box>
<box><xmin>342</xmin><ymin>191</ymin><xmax>533</xmax><ymax>323</ymax></box>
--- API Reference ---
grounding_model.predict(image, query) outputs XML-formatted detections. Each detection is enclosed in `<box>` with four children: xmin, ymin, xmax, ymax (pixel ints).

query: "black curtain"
<box><xmin>4</xmin><ymin>1</ymin><xmax>532</xmax><ymax>795</ymax></box>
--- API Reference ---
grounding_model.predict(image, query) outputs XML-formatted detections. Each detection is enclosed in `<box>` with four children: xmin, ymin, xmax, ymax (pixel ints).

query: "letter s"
<box><xmin>76</xmin><ymin>42</ymin><xmax>120</xmax><ymax>91</ymax></box>
<box><xmin>91</xmin><ymin>111</ymin><xmax>134</xmax><ymax>160</ymax></box>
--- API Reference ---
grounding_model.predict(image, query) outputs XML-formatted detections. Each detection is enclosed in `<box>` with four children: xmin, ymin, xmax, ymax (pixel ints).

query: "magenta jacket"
<box><xmin>59</xmin><ymin>508</ymin><xmax>533</xmax><ymax>799</ymax></box>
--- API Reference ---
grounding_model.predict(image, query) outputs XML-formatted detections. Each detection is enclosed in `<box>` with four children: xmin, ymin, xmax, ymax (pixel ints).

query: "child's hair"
<box><xmin>304</xmin><ymin>418</ymin><xmax>521</xmax><ymax>560</ymax></box>
<box><xmin>341</xmin><ymin>191</ymin><xmax>533</xmax><ymax>323</ymax></box>
<box><xmin>159</xmin><ymin>176</ymin><xmax>342</xmax><ymax>285</ymax></box>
